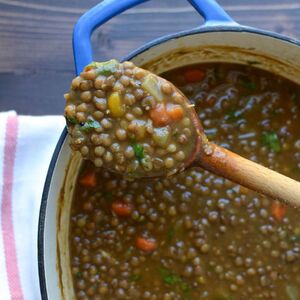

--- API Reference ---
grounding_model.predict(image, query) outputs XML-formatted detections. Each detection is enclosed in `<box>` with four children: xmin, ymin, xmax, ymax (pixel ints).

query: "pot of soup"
<box><xmin>38</xmin><ymin>0</ymin><xmax>300</xmax><ymax>299</ymax></box>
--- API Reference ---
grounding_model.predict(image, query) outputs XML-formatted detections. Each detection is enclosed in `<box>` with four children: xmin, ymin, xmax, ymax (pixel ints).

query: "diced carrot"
<box><xmin>79</xmin><ymin>171</ymin><xmax>97</xmax><ymax>187</ymax></box>
<box><xmin>112</xmin><ymin>201</ymin><xmax>133</xmax><ymax>217</ymax></box>
<box><xmin>271</xmin><ymin>202</ymin><xmax>286</xmax><ymax>221</ymax></box>
<box><xmin>149</xmin><ymin>103</ymin><xmax>171</xmax><ymax>126</ymax></box>
<box><xmin>167</xmin><ymin>104</ymin><xmax>184</xmax><ymax>121</ymax></box>
<box><xmin>183</xmin><ymin>69</ymin><xmax>205</xmax><ymax>83</ymax></box>
<box><xmin>136</xmin><ymin>237</ymin><xmax>157</xmax><ymax>252</ymax></box>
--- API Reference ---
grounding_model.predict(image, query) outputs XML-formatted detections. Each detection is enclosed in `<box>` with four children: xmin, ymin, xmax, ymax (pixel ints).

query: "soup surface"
<box><xmin>69</xmin><ymin>63</ymin><xmax>300</xmax><ymax>300</ymax></box>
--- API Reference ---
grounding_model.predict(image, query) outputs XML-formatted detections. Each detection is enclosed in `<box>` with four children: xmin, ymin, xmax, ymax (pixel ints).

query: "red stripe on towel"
<box><xmin>1</xmin><ymin>115</ymin><xmax>24</xmax><ymax>300</ymax></box>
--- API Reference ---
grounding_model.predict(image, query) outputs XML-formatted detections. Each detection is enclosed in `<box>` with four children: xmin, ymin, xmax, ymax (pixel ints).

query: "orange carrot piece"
<box><xmin>149</xmin><ymin>103</ymin><xmax>171</xmax><ymax>126</ymax></box>
<box><xmin>79</xmin><ymin>171</ymin><xmax>97</xmax><ymax>187</ymax></box>
<box><xmin>183</xmin><ymin>69</ymin><xmax>205</xmax><ymax>83</ymax></box>
<box><xmin>271</xmin><ymin>202</ymin><xmax>286</xmax><ymax>221</ymax></box>
<box><xmin>136</xmin><ymin>237</ymin><xmax>157</xmax><ymax>252</ymax></box>
<box><xmin>167</xmin><ymin>104</ymin><xmax>184</xmax><ymax>121</ymax></box>
<box><xmin>112</xmin><ymin>201</ymin><xmax>132</xmax><ymax>217</ymax></box>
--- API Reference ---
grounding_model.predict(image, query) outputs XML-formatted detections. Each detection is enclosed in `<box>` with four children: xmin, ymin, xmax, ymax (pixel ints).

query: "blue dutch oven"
<box><xmin>38</xmin><ymin>0</ymin><xmax>300</xmax><ymax>299</ymax></box>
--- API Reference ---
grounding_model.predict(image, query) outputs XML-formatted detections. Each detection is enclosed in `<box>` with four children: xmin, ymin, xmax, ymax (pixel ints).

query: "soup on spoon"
<box><xmin>64</xmin><ymin>60</ymin><xmax>300</xmax><ymax>206</ymax></box>
<box><xmin>64</xmin><ymin>59</ymin><xmax>201</xmax><ymax>178</ymax></box>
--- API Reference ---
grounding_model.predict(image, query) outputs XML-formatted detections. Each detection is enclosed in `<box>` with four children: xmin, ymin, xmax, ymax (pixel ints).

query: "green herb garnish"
<box><xmin>261</xmin><ymin>131</ymin><xmax>281</xmax><ymax>153</ymax></box>
<box><xmin>158</xmin><ymin>267</ymin><xmax>191</xmax><ymax>299</ymax></box>
<box><xmin>166</xmin><ymin>227</ymin><xmax>175</xmax><ymax>242</ymax></box>
<box><xmin>238</xmin><ymin>76</ymin><xmax>256</xmax><ymax>90</ymax></box>
<box><xmin>129</xmin><ymin>274</ymin><xmax>142</xmax><ymax>282</ymax></box>
<box><xmin>93</xmin><ymin>59</ymin><xmax>119</xmax><ymax>76</ymax></box>
<box><xmin>80</xmin><ymin>119</ymin><xmax>101</xmax><ymax>132</ymax></box>
<box><xmin>66</xmin><ymin>116</ymin><xmax>79</xmax><ymax>125</ymax></box>
<box><xmin>124</xmin><ymin>246</ymin><xmax>133</xmax><ymax>258</ymax></box>
<box><xmin>286</xmin><ymin>285</ymin><xmax>298</xmax><ymax>300</ymax></box>
<box><xmin>159</xmin><ymin>267</ymin><xmax>181</xmax><ymax>285</ymax></box>
<box><xmin>129</xmin><ymin>136</ymin><xmax>145</xmax><ymax>162</ymax></box>
<box><xmin>291</xmin><ymin>234</ymin><xmax>300</xmax><ymax>242</ymax></box>
<box><xmin>131</xmin><ymin>142</ymin><xmax>145</xmax><ymax>162</ymax></box>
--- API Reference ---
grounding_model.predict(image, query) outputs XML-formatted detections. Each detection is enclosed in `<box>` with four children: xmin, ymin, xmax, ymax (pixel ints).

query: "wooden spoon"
<box><xmin>64</xmin><ymin>60</ymin><xmax>300</xmax><ymax>207</ymax></box>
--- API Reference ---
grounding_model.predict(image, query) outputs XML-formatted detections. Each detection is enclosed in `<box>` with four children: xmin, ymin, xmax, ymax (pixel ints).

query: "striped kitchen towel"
<box><xmin>0</xmin><ymin>111</ymin><xmax>65</xmax><ymax>300</ymax></box>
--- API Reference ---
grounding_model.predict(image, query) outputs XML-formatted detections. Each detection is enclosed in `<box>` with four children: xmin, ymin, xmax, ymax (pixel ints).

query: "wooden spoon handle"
<box><xmin>195</xmin><ymin>142</ymin><xmax>300</xmax><ymax>207</ymax></box>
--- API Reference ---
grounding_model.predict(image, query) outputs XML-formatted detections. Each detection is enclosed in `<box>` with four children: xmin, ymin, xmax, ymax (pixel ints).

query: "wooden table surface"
<box><xmin>0</xmin><ymin>0</ymin><xmax>299</xmax><ymax>115</ymax></box>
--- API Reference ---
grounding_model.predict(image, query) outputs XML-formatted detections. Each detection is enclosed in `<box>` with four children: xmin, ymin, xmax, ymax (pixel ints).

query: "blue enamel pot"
<box><xmin>38</xmin><ymin>0</ymin><xmax>300</xmax><ymax>299</ymax></box>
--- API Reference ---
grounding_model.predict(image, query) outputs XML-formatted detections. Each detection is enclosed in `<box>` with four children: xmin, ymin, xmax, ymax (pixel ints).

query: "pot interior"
<box><xmin>132</xmin><ymin>30</ymin><xmax>300</xmax><ymax>84</ymax></box>
<box><xmin>45</xmin><ymin>29</ymin><xmax>300</xmax><ymax>300</ymax></box>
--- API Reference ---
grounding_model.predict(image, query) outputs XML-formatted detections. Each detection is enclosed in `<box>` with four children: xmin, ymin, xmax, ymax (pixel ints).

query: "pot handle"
<box><xmin>73</xmin><ymin>0</ymin><xmax>236</xmax><ymax>74</ymax></box>
<box><xmin>187</xmin><ymin>0</ymin><xmax>236</xmax><ymax>26</ymax></box>
<box><xmin>73</xmin><ymin>0</ymin><xmax>151</xmax><ymax>75</ymax></box>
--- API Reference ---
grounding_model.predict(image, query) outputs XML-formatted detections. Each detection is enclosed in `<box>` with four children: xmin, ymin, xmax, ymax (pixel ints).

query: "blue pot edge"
<box><xmin>38</xmin><ymin>24</ymin><xmax>300</xmax><ymax>300</ymax></box>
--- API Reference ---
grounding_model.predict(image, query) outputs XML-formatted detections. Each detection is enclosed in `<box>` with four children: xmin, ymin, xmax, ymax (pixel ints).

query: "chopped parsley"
<box><xmin>291</xmin><ymin>234</ymin><xmax>300</xmax><ymax>242</ymax></box>
<box><xmin>80</xmin><ymin>119</ymin><xmax>101</xmax><ymax>132</ymax></box>
<box><xmin>89</xmin><ymin>59</ymin><xmax>119</xmax><ymax>76</ymax></box>
<box><xmin>261</xmin><ymin>131</ymin><xmax>281</xmax><ymax>153</ymax></box>
<box><xmin>238</xmin><ymin>76</ymin><xmax>256</xmax><ymax>90</ymax></box>
<box><xmin>129</xmin><ymin>274</ymin><xmax>142</xmax><ymax>282</ymax></box>
<box><xmin>124</xmin><ymin>247</ymin><xmax>133</xmax><ymax>258</ymax></box>
<box><xmin>66</xmin><ymin>116</ymin><xmax>79</xmax><ymax>125</ymax></box>
<box><xmin>166</xmin><ymin>227</ymin><xmax>175</xmax><ymax>242</ymax></box>
<box><xmin>158</xmin><ymin>267</ymin><xmax>181</xmax><ymax>284</ymax></box>
<box><xmin>131</xmin><ymin>141</ymin><xmax>145</xmax><ymax>162</ymax></box>
<box><xmin>158</xmin><ymin>267</ymin><xmax>191</xmax><ymax>299</ymax></box>
<box><xmin>286</xmin><ymin>285</ymin><xmax>298</xmax><ymax>300</ymax></box>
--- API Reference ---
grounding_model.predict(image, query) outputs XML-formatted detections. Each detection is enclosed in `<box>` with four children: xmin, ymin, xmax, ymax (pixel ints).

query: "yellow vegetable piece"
<box><xmin>108</xmin><ymin>92</ymin><xmax>125</xmax><ymax>117</ymax></box>
<box><xmin>141</xmin><ymin>74</ymin><xmax>164</xmax><ymax>102</ymax></box>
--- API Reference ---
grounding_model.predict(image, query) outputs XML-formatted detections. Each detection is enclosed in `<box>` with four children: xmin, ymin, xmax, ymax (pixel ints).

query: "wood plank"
<box><xmin>0</xmin><ymin>0</ymin><xmax>299</xmax><ymax>114</ymax></box>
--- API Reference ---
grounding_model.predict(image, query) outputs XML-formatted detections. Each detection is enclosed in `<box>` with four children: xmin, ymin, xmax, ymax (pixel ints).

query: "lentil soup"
<box><xmin>69</xmin><ymin>63</ymin><xmax>300</xmax><ymax>300</ymax></box>
<box><xmin>64</xmin><ymin>60</ymin><xmax>197</xmax><ymax>178</ymax></box>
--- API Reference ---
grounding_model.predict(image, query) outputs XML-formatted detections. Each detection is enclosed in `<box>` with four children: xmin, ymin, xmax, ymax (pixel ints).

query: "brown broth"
<box><xmin>69</xmin><ymin>63</ymin><xmax>300</xmax><ymax>300</ymax></box>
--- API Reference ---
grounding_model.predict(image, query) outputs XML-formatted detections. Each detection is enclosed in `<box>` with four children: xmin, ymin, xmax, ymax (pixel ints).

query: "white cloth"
<box><xmin>0</xmin><ymin>111</ymin><xmax>65</xmax><ymax>300</ymax></box>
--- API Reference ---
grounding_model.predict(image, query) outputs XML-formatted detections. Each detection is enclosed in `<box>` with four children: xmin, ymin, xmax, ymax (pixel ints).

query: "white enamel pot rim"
<box><xmin>38</xmin><ymin>22</ymin><xmax>300</xmax><ymax>300</ymax></box>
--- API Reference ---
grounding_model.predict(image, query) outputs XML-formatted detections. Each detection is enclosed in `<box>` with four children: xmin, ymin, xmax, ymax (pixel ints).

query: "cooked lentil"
<box><xmin>69</xmin><ymin>63</ymin><xmax>300</xmax><ymax>300</ymax></box>
<box><xmin>64</xmin><ymin>60</ymin><xmax>196</xmax><ymax>178</ymax></box>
